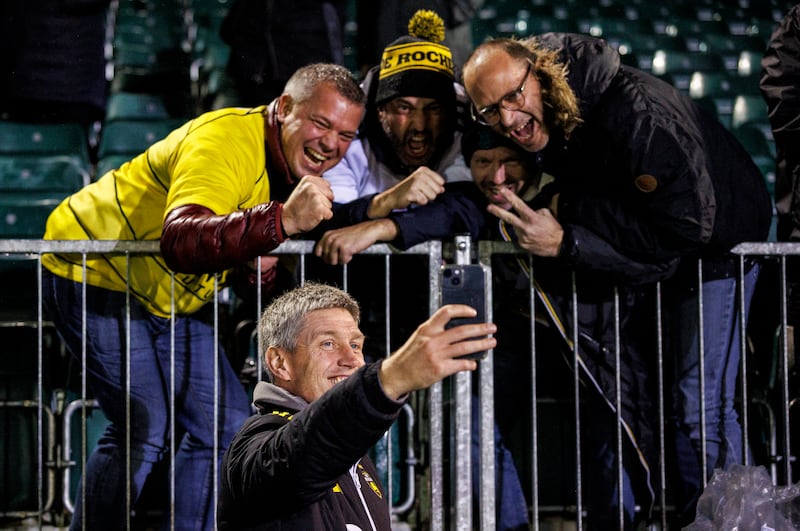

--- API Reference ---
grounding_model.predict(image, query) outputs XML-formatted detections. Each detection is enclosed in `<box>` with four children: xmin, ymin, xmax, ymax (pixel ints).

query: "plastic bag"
<box><xmin>685</xmin><ymin>464</ymin><xmax>800</xmax><ymax>531</ymax></box>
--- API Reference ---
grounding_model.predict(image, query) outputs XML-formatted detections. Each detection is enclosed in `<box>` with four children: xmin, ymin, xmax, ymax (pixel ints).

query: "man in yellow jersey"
<box><xmin>41</xmin><ymin>63</ymin><xmax>365</xmax><ymax>531</ymax></box>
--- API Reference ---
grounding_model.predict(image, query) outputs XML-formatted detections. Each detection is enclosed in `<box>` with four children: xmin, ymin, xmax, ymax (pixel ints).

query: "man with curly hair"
<box><xmin>463</xmin><ymin>34</ymin><xmax>771</xmax><ymax>528</ymax></box>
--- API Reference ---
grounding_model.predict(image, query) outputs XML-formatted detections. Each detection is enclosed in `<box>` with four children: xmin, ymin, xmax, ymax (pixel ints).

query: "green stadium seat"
<box><xmin>94</xmin><ymin>155</ymin><xmax>133</xmax><ymax>180</ymax></box>
<box><xmin>0</xmin><ymin>192</ymin><xmax>67</xmax><ymax>239</ymax></box>
<box><xmin>97</xmin><ymin>119</ymin><xmax>186</xmax><ymax>159</ymax></box>
<box><xmin>0</xmin><ymin>154</ymin><xmax>89</xmax><ymax>192</ymax></box>
<box><xmin>699</xmin><ymin>33</ymin><xmax>766</xmax><ymax>72</ymax></box>
<box><xmin>620</xmin><ymin>34</ymin><xmax>688</xmax><ymax>71</ymax></box>
<box><xmin>731</xmin><ymin>94</ymin><xmax>769</xmax><ymax>130</ymax></box>
<box><xmin>576</xmin><ymin>17</ymin><xmax>652</xmax><ymax>37</ymax></box>
<box><xmin>651</xmin><ymin>50</ymin><xmax>726</xmax><ymax>92</ymax></box>
<box><xmin>733</xmin><ymin>122</ymin><xmax>776</xmax><ymax>159</ymax></box>
<box><xmin>105</xmin><ymin>92</ymin><xmax>171</xmax><ymax>122</ymax></box>
<box><xmin>736</xmin><ymin>49</ymin><xmax>765</xmax><ymax>77</ymax></box>
<box><xmin>688</xmin><ymin>71</ymin><xmax>762</xmax><ymax>128</ymax></box>
<box><xmin>0</xmin><ymin>121</ymin><xmax>91</xmax><ymax>167</ymax></box>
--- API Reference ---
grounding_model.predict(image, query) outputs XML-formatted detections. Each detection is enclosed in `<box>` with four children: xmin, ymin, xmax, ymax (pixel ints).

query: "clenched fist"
<box><xmin>368</xmin><ymin>166</ymin><xmax>445</xmax><ymax>219</ymax></box>
<box><xmin>281</xmin><ymin>176</ymin><xmax>334</xmax><ymax>236</ymax></box>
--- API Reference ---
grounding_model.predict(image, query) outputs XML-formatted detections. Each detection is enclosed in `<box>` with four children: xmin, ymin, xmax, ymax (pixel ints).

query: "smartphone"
<box><xmin>440</xmin><ymin>263</ymin><xmax>491</xmax><ymax>360</ymax></box>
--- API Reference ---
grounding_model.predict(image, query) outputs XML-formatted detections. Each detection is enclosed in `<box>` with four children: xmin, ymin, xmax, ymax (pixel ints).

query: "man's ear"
<box><xmin>266</xmin><ymin>346</ymin><xmax>291</xmax><ymax>382</ymax></box>
<box><xmin>275</xmin><ymin>94</ymin><xmax>293</xmax><ymax>123</ymax></box>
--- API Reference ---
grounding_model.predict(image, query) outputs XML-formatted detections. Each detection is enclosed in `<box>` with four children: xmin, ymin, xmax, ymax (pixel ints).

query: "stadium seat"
<box><xmin>0</xmin><ymin>154</ymin><xmax>89</xmax><ymax>192</ymax></box>
<box><xmin>105</xmin><ymin>92</ymin><xmax>171</xmax><ymax>122</ymax></box>
<box><xmin>97</xmin><ymin>119</ymin><xmax>186</xmax><ymax>159</ymax></box>
<box><xmin>737</xmin><ymin>49</ymin><xmax>765</xmax><ymax>77</ymax></box>
<box><xmin>94</xmin><ymin>155</ymin><xmax>132</xmax><ymax>180</ymax></box>
<box><xmin>0</xmin><ymin>192</ymin><xmax>68</xmax><ymax>239</ymax></box>
<box><xmin>651</xmin><ymin>50</ymin><xmax>726</xmax><ymax>93</ymax></box>
<box><xmin>621</xmin><ymin>33</ymin><xmax>688</xmax><ymax>71</ymax></box>
<box><xmin>731</xmin><ymin>94</ymin><xmax>769</xmax><ymax>130</ymax></box>
<box><xmin>0</xmin><ymin>121</ymin><xmax>91</xmax><ymax>167</ymax></box>
<box><xmin>688</xmin><ymin>71</ymin><xmax>762</xmax><ymax>128</ymax></box>
<box><xmin>734</xmin><ymin>122</ymin><xmax>776</xmax><ymax>159</ymax></box>
<box><xmin>575</xmin><ymin>17</ymin><xmax>652</xmax><ymax>37</ymax></box>
<box><xmin>699</xmin><ymin>33</ymin><xmax>766</xmax><ymax>72</ymax></box>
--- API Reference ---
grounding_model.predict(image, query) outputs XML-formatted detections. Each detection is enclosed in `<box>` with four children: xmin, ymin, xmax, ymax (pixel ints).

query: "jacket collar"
<box><xmin>264</xmin><ymin>100</ymin><xmax>296</xmax><ymax>200</ymax></box>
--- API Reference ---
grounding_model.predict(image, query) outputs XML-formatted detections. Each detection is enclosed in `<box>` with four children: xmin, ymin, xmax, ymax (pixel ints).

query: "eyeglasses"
<box><xmin>471</xmin><ymin>60</ymin><xmax>533</xmax><ymax>126</ymax></box>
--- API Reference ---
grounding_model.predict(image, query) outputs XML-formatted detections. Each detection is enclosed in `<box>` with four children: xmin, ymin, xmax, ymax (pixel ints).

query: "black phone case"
<box><xmin>440</xmin><ymin>263</ymin><xmax>490</xmax><ymax>360</ymax></box>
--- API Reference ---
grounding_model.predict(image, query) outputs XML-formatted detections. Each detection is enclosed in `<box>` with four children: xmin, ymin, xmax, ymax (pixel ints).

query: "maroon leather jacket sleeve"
<box><xmin>160</xmin><ymin>203</ymin><xmax>286</xmax><ymax>274</ymax></box>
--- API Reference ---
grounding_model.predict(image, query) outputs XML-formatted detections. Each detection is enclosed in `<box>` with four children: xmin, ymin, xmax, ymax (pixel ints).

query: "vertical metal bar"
<box><xmin>213</xmin><ymin>276</ymin><xmax>221</xmax><ymax>530</ymax></box>
<box><xmin>739</xmin><ymin>256</ymin><xmax>751</xmax><ymax>466</ymax></box>
<box><xmin>169</xmin><ymin>274</ymin><xmax>176</xmax><ymax>530</ymax></box>
<box><xmin>37</xmin><ymin>256</ymin><xmax>44</xmax><ymax>526</ymax></box>
<box><xmin>571</xmin><ymin>272</ymin><xmax>583</xmax><ymax>528</ymax></box>
<box><xmin>529</xmin><ymin>255</ymin><xmax>539</xmax><ymax>531</ymax></box>
<box><xmin>478</xmin><ymin>242</ymin><xmax>495</xmax><ymax>531</ymax></box>
<box><xmin>697</xmin><ymin>258</ymin><xmax>707</xmax><ymax>487</ymax></box>
<box><xmin>125</xmin><ymin>254</ymin><xmax>132</xmax><ymax>531</ymax></box>
<box><xmin>256</xmin><ymin>258</ymin><xmax>263</xmax><ymax>381</ymax></box>
<box><xmin>384</xmin><ymin>254</ymin><xmax>394</xmax><ymax>513</ymax></box>
<box><xmin>453</xmin><ymin>235</ymin><xmax>473</xmax><ymax>531</ymax></box>
<box><xmin>81</xmin><ymin>253</ymin><xmax>88</xmax><ymax>531</ymax></box>
<box><xmin>614</xmin><ymin>287</ymin><xmax>624</xmax><ymax>530</ymax></box>
<box><xmin>780</xmin><ymin>255</ymin><xmax>792</xmax><ymax>483</ymax></box>
<box><xmin>656</xmin><ymin>282</ymin><xmax>667</xmax><ymax>530</ymax></box>
<box><xmin>430</xmin><ymin>241</ymin><xmax>444</xmax><ymax>531</ymax></box>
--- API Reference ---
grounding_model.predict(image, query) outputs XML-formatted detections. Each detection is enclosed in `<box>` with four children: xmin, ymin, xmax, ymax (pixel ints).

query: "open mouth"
<box><xmin>486</xmin><ymin>184</ymin><xmax>516</xmax><ymax>204</ymax></box>
<box><xmin>305</xmin><ymin>147</ymin><xmax>329</xmax><ymax>168</ymax></box>
<box><xmin>509</xmin><ymin>116</ymin><xmax>535</xmax><ymax>144</ymax></box>
<box><xmin>405</xmin><ymin>135</ymin><xmax>431</xmax><ymax>160</ymax></box>
<box><xmin>329</xmin><ymin>375</ymin><xmax>349</xmax><ymax>385</ymax></box>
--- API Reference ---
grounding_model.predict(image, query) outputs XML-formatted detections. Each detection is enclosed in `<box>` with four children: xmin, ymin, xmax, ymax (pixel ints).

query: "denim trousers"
<box><xmin>665</xmin><ymin>263</ymin><xmax>760</xmax><ymax>524</ymax></box>
<box><xmin>581</xmin><ymin>264</ymin><xmax>759</xmax><ymax>529</ymax></box>
<box><xmin>43</xmin><ymin>271</ymin><xmax>251</xmax><ymax>531</ymax></box>
<box><xmin>470</xmin><ymin>400</ymin><xmax>530</xmax><ymax>531</ymax></box>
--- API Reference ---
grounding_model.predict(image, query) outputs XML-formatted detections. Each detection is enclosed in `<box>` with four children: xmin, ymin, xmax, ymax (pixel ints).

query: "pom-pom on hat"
<box><xmin>375</xmin><ymin>10</ymin><xmax>456</xmax><ymax>106</ymax></box>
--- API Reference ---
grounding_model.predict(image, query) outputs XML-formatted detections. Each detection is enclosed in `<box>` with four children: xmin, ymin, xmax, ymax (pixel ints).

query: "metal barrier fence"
<box><xmin>0</xmin><ymin>238</ymin><xmax>797</xmax><ymax>530</ymax></box>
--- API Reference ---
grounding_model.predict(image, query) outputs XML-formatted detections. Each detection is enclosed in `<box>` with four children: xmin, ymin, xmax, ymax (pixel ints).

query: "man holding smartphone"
<box><xmin>218</xmin><ymin>282</ymin><xmax>496</xmax><ymax>529</ymax></box>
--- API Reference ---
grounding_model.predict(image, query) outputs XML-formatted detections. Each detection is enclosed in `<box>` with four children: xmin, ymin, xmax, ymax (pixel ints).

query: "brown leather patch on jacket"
<box><xmin>634</xmin><ymin>174</ymin><xmax>658</xmax><ymax>193</ymax></box>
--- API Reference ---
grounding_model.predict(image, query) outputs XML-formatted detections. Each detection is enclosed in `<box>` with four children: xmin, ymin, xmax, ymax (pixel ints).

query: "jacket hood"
<box><xmin>252</xmin><ymin>381</ymin><xmax>309</xmax><ymax>414</ymax></box>
<box><xmin>536</xmin><ymin>32</ymin><xmax>621</xmax><ymax>118</ymax></box>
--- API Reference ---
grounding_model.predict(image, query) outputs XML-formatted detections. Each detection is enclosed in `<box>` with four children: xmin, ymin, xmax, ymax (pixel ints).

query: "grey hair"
<box><xmin>283</xmin><ymin>63</ymin><xmax>366</xmax><ymax>107</ymax></box>
<box><xmin>258</xmin><ymin>282</ymin><xmax>361</xmax><ymax>369</ymax></box>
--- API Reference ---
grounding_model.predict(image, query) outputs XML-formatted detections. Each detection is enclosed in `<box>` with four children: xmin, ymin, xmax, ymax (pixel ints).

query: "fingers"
<box><xmin>499</xmin><ymin>187</ymin><xmax>535</xmax><ymax>217</ymax></box>
<box><xmin>487</xmin><ymin>203</ymin><xmax>522</xmax><ymax>227</ymax></box>
<box><xmin>283</xmin><ymin>177</ymin><xmax>334</xmax><ymax>235</ymax></box>
<box><xmin>430</xmin><ymin>304</ymin><xmax>497</xmax><ymax>353</ymax></box>
<box><xmin>300</xmin><ymin>175</ymin><xmax>335</xmax><ymax>201</ymax></box>
<box><xmin>402</xmin><ymin>168</ymin><xmax>446</xmax><ymax>205</ymax></box>
<box><xmin>313</xmin><ymin>228</ymin><xmax>359</xmax><ymax>265</ymax></box>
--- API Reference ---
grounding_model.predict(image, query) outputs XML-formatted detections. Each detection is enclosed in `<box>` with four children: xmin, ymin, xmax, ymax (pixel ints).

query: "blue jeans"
<box><xmin>43</xmin><ymin>271</ymin><xmax>251</xmax><ymax>531</ymax></box>
<box><xmin>470</xmin><ymin>399</ymin><xmax>530</xmax><ymax>531</ymax></box>
<box><xmin>580</xmin><ymin>264</ymin><xmax>759</xmax><ymax>528</ymax></box>
<box><xmin>665</xmin><ymin>263</ymin><xmax>759</xmax><ymax>524</ymax></box>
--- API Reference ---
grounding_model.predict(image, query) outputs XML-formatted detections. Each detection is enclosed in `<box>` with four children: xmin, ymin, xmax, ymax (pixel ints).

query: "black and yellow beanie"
<box><xmin>375</xmin><ymin>10</ymin><xmax>456</xmax><ymax>106</ymax></box>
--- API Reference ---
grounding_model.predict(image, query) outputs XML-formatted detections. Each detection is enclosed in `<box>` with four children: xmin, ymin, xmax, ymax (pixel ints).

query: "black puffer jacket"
<box><xmin>218</xmin><ymin>362</ymin><xmax>403</xmax><ymax>530</ymax></box>
<box><xmin>533</xmin><ymin>33</ymin><xmax>772</xmax><ymax>283</ymax></box>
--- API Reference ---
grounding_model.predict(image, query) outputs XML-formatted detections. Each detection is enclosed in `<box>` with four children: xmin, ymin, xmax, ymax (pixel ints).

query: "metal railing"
<box><xmin>0</xmin><ymin>238</ymin><xmax>798</xmax><ymax>530</ymax></box>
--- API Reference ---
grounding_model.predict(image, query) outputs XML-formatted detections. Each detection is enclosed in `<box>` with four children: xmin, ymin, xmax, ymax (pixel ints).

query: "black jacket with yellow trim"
<box><xmin>218</xmin><ymin>361</ymin><xmax>403</xmax><ymax>530</ymax></box>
